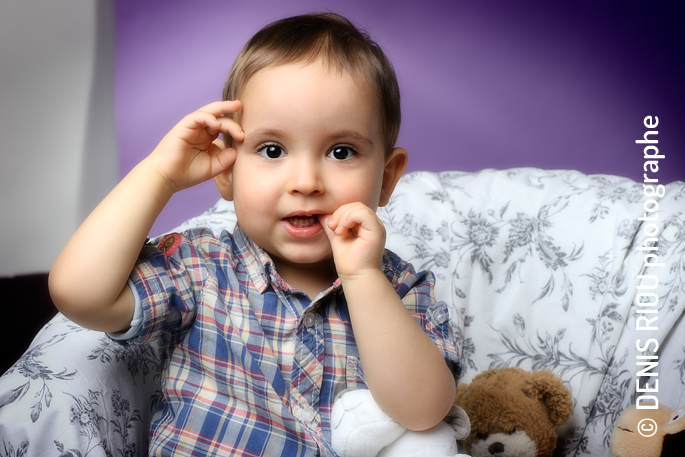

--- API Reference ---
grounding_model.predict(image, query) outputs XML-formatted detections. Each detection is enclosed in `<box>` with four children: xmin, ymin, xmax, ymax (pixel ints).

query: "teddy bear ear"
<box><xmin>523</xmin><ymin>370</ymin><xmax>573</xmax><ymax>427</ymax></box>
<box><xmin>446</xmin><ymin>404</ymin><xmax>472</xmax><ymax>440</ymax></box>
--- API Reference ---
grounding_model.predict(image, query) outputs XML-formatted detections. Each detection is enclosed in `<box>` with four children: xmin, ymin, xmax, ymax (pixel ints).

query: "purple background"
<box><xmin>115</xmin><ymin>0</ymin><xmax>685</xmax><ymax>235</ymax></box>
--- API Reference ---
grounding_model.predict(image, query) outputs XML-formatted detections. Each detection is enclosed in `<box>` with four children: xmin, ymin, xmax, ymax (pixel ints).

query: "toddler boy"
<box><xmin>50</xmin><ymin>13</ymin><xmax>461</xmax><ymax>456</ymax></box>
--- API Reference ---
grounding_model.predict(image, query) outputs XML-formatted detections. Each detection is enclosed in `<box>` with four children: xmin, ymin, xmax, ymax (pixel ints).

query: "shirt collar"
<box><xmin>232</xmin><ymin>224</ymin><xmax>275</xmax><ymax>294</ymax></box>
<box><xmin>232</xmin><ymin>224</ymin><xmax>342</xmax><ymax>298</ymax></box>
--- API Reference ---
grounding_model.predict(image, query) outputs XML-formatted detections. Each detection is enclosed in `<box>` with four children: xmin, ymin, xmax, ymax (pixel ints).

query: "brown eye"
<box><xmin>257</xmin><ymin>144</ymin><xmax>285</xmax><ymax>159</ymax></box>
<box><xmin>328</xmin><ymin>146</ymin><xmax>356</xmax><ymax>160</ymax></box>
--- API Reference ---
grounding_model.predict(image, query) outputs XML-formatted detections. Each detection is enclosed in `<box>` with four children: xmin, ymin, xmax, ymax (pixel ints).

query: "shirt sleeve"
<box><xmin>117</xmin><ymin>230</ymin><xmax>212</xmax><ymax>345</ymax></box>
<box><xmin>382</xmin><ymin>250</ymin><xmax>462</xmax><ymax>380</ymax></box>
<box><xmin>107</xmin><ymin>279</ymin><xmax>144</xmax><ymax>341</ymax></box>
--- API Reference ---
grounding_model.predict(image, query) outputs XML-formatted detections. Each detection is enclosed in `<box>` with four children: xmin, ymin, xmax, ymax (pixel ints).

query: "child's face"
<box><xmin>218</xmin><ymin>60</ymin><xmax>406</xmax><ymax>272</ymax></box>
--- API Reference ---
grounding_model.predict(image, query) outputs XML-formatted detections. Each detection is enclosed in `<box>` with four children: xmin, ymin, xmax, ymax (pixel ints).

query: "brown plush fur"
<box><xmin>454</xmin><ymin>367</ymin><xmax>573</xmax><ymax>457</ymax></box>
<box><xmin>610</xmin><ymin>402</ymin><xmax>685</xmax><ymax>457</ymax></box>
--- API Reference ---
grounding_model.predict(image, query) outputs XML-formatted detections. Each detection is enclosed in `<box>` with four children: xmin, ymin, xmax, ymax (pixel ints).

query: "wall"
<box><xmin>1</xmin><ymin>1</ymin><xmax>682</xmax><ymax>276</ymax></box>
<box><xmin>115</xmin><ymin>0</ymin><xmax>685</xmax><ymax>236</ymax></box>
<box><xmin>0</xmin><ymin>1</ymin><xmax>117</xmax><ymax>276</ymax></box>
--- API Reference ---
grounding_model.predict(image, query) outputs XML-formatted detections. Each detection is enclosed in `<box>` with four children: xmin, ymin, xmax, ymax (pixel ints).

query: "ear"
<box><xmin>214</xmin><ymin>169</ymin><xmax>234</xmax><ymax>201</ymax></box>
<box><xmin>378</xmin><ymin>147</ymin><xmax>408</xmax><ymax>207</ymax></box>
<box><xmin>446</xmin><ymin>404</ymin><xmax>471</xmax><ymax>440</ymax></box>
<box><xmin>213</xmin><ymin>139</ymin><xmax>235</xmax><ymax>201</ymax></box>
<box><xmin>523</xmin><ymin>370</ymin><xmax>573</xmax><ymax>427</ymax></box>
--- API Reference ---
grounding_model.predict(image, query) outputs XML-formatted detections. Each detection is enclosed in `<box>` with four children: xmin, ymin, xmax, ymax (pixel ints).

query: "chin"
<box><xmin>274</xmin><ymin>248</ymin><xmax>334</xmax><ymax>269</ymax></box>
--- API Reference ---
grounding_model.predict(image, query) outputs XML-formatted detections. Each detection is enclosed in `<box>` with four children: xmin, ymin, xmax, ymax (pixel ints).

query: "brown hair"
<box><xmin>222</xmin><ymin>13</ymin><xmax>401</xmax><ymax>154</ymax></box>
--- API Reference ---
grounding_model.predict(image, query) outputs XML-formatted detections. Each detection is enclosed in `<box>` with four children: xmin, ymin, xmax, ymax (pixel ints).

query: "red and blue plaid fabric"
<box><xmin>128</xmin><ymin>226</ymin><xmax>461</xmax><ymax>456</ymax></box>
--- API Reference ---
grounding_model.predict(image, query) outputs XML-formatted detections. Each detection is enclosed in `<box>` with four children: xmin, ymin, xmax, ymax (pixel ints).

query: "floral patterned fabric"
<box><xmin>1</xmin><ymin>168</ymin><xmax>683</xmax><ymax>456</ymax></box>
<box><xmin>0</xmin><ymin>316</ymin><xmax>163</xmax><ymax>457</ymax></box>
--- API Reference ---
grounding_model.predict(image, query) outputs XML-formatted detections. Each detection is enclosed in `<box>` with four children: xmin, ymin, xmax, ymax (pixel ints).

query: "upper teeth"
<box><xmin>288</xmin><ymin>216</ymin><xmax>318</xmax><ymax>228</ymax></box>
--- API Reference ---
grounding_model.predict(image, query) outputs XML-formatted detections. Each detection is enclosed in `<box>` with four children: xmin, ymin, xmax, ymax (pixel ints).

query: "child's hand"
<box><xmin>319</xmin><ymin>202</ymin><xmax>386</xmax><ymax>279</ymax></box>
<box><xmin>322</xmin><ymin>203</ymin><xmax>457</xmax><ymax>431</ymax></box>
<box><xmin>147</xmin><ymin>100</ymin><xmax>244</xmax><ymax>193</ymax></box>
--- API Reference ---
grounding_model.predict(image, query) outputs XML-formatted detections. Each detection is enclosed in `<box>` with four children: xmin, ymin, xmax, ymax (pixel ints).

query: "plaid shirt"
<box><xmin>127</xmin><ymin>225</ymin><xmax>461</xmax><ymax>456</ymax></box>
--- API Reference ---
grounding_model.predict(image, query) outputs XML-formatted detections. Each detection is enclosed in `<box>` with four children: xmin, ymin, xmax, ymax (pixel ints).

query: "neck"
<box><xmin>273</xmin><ymin>258</ymin><xmax>338</xmax><ymax>299</ymax></box>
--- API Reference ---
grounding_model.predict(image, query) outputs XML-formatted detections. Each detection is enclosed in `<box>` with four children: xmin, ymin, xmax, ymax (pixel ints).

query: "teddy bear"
<box><xmin>610</xmin><ymin>401</ymin><xmax>685</xmax><ymax>457</ymax></box>
<box><xmin>453</xmin><ymin>367</ymin><xmax>573</xmax><ymax>457</ymax></box>
<box><xmin>330</xmin><ymin>389</ymin><xmax>471</xmax><ymax>457</ymax></box>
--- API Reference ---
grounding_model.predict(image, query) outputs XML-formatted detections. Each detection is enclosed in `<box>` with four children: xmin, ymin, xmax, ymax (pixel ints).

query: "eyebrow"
<box><xmin>244</xmin><ymin>129</ymin><xmax>287</xmax><ymax>143</ymax></box>
<box><xmin>244</xmin><ymin>129</ymin><xmax>374</xmax><ymax>147</ymax></box>
<box><xmin>330</xmin><ymin>131</ymin><xmax>374</xmax><ymax>147</ymax></box>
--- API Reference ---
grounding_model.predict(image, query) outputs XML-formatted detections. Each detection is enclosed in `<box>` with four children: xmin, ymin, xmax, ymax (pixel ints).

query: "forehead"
<box><xmin>244</xmin><ymin>60</ymin><xmax>363</xmax><ymax>96</ymax></box>
<box><xmin>239</xmin><ymin>61</ymin><xmax>382</xmax><ymax>143</ymax></box>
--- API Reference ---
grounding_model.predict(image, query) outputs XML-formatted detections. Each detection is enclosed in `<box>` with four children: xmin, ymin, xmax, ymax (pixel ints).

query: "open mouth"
<box><xmin>282</xmin><ymin>214</ymin><xmax>324</xmax><ymax>238</ymax></box>
<box><xmin>286</xmin><ymin>215</ymin><xmax>320</xmax><ymax>228</ymax></box>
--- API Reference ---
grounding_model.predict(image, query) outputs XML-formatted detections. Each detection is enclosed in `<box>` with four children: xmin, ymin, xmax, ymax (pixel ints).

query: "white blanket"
<box><xmin>1</xmin><ymin>168</ymin><xmax>684</xmax><ymax>456</ymax></box>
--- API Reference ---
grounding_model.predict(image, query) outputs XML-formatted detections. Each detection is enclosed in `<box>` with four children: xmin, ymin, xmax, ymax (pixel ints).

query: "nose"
<box><xmin>288</xmin><ymin>155</ymin><xmax>324</xmax><ymax>196</ymax></box>
<box><xmin>488</xmin><ymin>442</ymin><xmax>504</xmax><ymax>455</ymax></box>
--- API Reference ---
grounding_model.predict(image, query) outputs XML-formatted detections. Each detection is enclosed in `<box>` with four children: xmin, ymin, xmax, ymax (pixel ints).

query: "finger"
<box><xmin>177</xmin><ymin>110</ymin><xmax>225</xmax><ymax>138</ymax></box>
<box><xmin>203</xmin><ymin>137</ymin><xmax>237</xmax><ymax>177</ymax></box>
<box><xmin>215</xmin><ymin>116</ymin><xmax>245</xmax><ymax>143</ymax></box>
<box><xmin>205</xmin><ymin>138</ymin><xmax>230</xmax><ymax>159</ymax></box>
<box><xmin>192</xmin><ymin>100</ymin><xmax>244</xmax><ymax>137</ymax></box>
<box><xmin>316</xmin><ymin>214</ymin><xmax>337</xmax><ymax>242</ymax></box>
<box><xmin>325</xmin><ymin>204</ymin><xmax>350</xmax><ymax>233</ymax></box>
<box><xmin>196</xmin><ymin>100</ymin><xmax>242</xmax><ymax>117</ymax></box>
<box><xmin>332</xmin><ymin>203</ymin><xmax>374</xmax><ymax>236</ymax></box>
<box><xmin>349</xmin><ymin>206</ymin><xmax>383</xmax><ymax>237</ymax></box>
<box><xmin>327</xmin><ymin>203</ymin><xmax>359</xmax><ymax>233</ymax></box>
<box><xmin>213</xmin><ymin>137</ymin><xmax>226</xmax><ymax>150</ymax></box>
<box><xmin>208</xmin><ymin>146</ymin><xmax>237</xmax><ymax>178</ymax></box>
<box><xmin>176</xmin><ymin>110</ymin><xmax>243</xmax><ymax>146</ymax></box>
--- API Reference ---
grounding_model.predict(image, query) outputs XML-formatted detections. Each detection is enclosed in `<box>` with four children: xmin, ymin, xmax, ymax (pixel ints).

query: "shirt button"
<box><xmin>302</xmin><ymin>406</ymin><xmax>315</xmax><ymax>423</ymax></box>
<box><xmin>303</xmin><ymin>313</ymin><xmax>316</xmax><ymax>328</ymax></box>
<box><xmin>292</xmin><ymin>405</ymin><xmax>302</xmax><ymax>420</ymax></box>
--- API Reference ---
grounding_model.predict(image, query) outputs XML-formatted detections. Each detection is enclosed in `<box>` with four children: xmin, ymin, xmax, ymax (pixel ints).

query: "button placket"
<box><xmin>302</xmin><ymin>406</ymin><xmax>316</xmax><ymax>423</ymax></box>
<box><xmin>289</xmin><ymin>306</ymin><xmax>325</xmax><ymax>433</ymax></box>
<box><xmin>303</xmin><ymin>312</ymin><xmax>317</xmax><ymax>329</ymax></box>
<box><xmin>291</xmin><ymin>404</ymin><xmax>302</xmax><ymax>420</ymax></box>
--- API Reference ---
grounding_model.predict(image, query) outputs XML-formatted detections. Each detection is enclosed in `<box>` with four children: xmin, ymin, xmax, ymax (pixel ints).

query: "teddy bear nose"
<box><xmin>488</xmin><ymin>442</ymin><xmax>505</xmax><ymax>454</ymax></box>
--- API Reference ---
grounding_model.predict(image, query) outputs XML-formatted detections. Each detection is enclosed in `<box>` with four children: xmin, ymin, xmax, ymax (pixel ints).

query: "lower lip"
<box><xmin>281</xmin><ymin>218</ymin><xmax>323</xmax><ymax>238</ymax></box>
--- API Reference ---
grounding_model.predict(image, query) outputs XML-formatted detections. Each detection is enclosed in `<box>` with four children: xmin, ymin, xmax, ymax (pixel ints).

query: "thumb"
<box><xmin>210</xmin><ymin>143</ymin><xmax>237</xmax><ymax>177</ymax></box>
<box><xmin>213</xmin><ymin>137</ymin><xmax>227</xmax><ymax>150</ymax></box>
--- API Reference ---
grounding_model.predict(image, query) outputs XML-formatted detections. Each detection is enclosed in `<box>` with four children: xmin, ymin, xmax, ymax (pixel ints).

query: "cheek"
<box><xmin>334</xmin><ymin>183</ymin><xmax>380</xmax><ymax>209</ymax></box>
<box><xmin>232</xmin><ymin>158</ymin><xmax>270</xmax><ymax>201</ymax></box>
<box><xmin>234</xmin><ymin>189</ymin><xmax>273</xmax><ymax>222</ymax></box>
<box><xmin>232</xmin><ymin>172</ymin><xmax>274</xmax><ymax>225</ymax></box>
<box><xmin>331</xmin><ymin>169</ymin><xmax>384</xmax><ymax>206</ymax></box>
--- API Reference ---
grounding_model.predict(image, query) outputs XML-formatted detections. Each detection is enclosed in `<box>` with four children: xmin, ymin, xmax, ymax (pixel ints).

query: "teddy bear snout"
<box><xmin>488</xmin><ymin>441</ymin><xmax>505</xmax><ymax>454</ymax></box>
<box><xmin>471</xmin><ymin>430</ymin><xmax>538</xmax><ymax>457</ymax></box>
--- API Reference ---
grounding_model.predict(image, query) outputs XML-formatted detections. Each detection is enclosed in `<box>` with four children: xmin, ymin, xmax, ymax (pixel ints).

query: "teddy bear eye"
<box><xmin>475</xmin><ymin>432</ymin><xmax>489</xmax><ymax>441</ymax></box>
<box><xmin>670</xmin><ymin>410</ymin><xmax>685</xmax><ymax>424</ymax></box>
<box><xmin>508</xmin><ymin>427</ymin><xmax>517</xmax><ymax>435</ymax></box>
